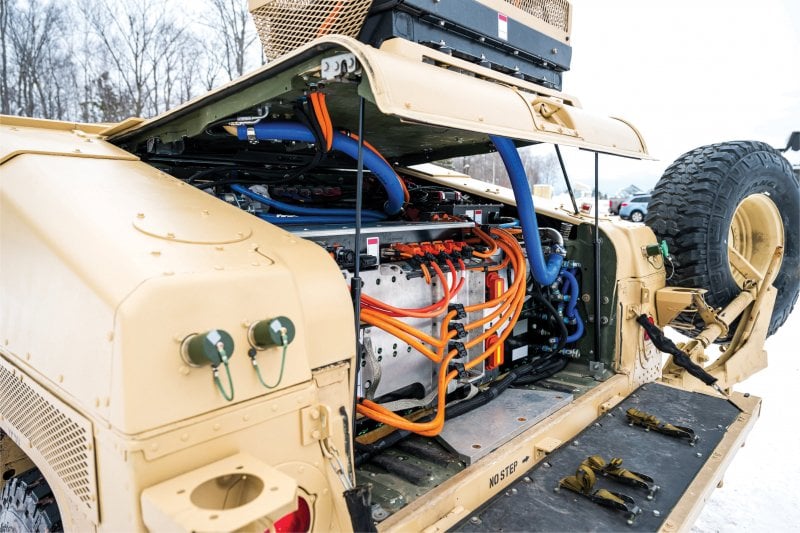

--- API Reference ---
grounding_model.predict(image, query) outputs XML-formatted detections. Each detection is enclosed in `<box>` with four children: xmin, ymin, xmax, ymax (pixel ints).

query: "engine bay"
<box><xmin>136</xmin><ymin>103</ymin><xmax>616</xmax><ymax>519</ymax></box>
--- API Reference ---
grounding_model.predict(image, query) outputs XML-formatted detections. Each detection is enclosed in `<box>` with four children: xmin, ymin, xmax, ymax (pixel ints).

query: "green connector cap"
<box><xmin>251</xmin><ymin>316</ymin><xmax>296</xmax><ymax>349</ymax></box>
<box><xmin>185</xmin><ymin>329</ymin><xmax>234</xmax><ymax>367</ymax></box>
<box><xmin>645</xmin><ymin>240</ymin><xmax>670</xmax><ymax>259</ymax></box>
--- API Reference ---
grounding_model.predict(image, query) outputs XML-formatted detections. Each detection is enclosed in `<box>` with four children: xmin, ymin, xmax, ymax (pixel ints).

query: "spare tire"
<box><xmin>646</xmin><ymin>140</ymin><xmax>799</xmax><ymax>340</ymax></box>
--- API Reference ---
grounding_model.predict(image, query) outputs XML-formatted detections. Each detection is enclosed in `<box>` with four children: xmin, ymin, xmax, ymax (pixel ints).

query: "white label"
<box><xmin>474</xmin><ymin>209</ymin><xmax>483</xmax><ymax>224</ymax></box>
<box><xmin>511</xmin><ymin>345</ymin><xmax>528</xmax><ymax>361</ymax></box>
<box><xmin>366</xmin><ymin>236</ymin><xmax>379</xmax><ymax>265</ymax></box>
<box><xmin>498</xmin><ymin>13</ymin><xmax>508</xmax><ymax>41</ymax></box>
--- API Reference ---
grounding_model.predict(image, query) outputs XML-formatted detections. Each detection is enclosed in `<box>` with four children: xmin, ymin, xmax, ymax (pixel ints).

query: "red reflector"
<box><xmin>621</xmin><ymin>202</ymin><xmax>629</xmax><ymax>207</ymax></box>
<box><xmin>273</xmin><ymin>497</ymin><xmax>311</xmax><ymax>533</ymax></box>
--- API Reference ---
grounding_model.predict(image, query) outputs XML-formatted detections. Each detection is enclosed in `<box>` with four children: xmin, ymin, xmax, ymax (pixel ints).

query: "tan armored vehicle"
<box><xmin>1</xmin><ymin>1</ymin><xmax>798</xmax><ymax>531</ymax></box>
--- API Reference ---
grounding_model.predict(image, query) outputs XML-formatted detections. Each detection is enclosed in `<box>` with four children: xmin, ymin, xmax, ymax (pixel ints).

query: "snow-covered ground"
<box><xmin>693</xmin><ymin>306</ymin><xmax>800</xmax><ymax>531</ymax></box>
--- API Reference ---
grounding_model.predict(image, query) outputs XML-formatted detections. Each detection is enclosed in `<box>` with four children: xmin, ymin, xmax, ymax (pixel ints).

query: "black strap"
<box><xmin>636</xmin><ymin>314</ymin><xmax>717</xmax><ymax>385</ymax></box>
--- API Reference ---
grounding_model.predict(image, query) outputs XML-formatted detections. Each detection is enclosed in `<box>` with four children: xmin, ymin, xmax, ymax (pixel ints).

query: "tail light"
<box><xmin>273</xmin><ymin>497</ymin><xmax>311</xmax><ymax>533</ymax></box>
<box><xmin>621</xmin><ymin>202</ymin><xmax>629</xmax><ymax>207</ymax></box>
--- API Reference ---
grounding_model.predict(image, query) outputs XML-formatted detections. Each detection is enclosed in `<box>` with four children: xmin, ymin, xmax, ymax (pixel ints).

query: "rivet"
<box><xmin>213</xmin><ymin>423</ymin><xmax>221</xmax><ymax>431</ymax></box>
<box><xmin>136</xmin><ymin>213</ymin><xmax>145</xmax><ymax>219</ymax></box>
<box><xmin>180</xmin><ymin>433</ymin><xmax>189</xmax><ymax>442</ymax></box>
<box><xmin>150</xmin><ymin>250</ymin><xmax>161</xmax><ymax>256</ymax></box>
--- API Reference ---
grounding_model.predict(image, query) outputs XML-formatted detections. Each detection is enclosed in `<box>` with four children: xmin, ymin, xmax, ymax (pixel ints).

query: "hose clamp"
<box><xmin>246</xmin><ymin>126</ymin><xmax>258</xmax><ymax>144</ymax></box>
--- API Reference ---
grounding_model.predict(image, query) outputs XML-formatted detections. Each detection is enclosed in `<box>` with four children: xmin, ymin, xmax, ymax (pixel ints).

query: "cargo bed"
<box><xmin>452</xmin><ymin>383</ymin><xmax>759</xmax><ymax>532</ymax></box>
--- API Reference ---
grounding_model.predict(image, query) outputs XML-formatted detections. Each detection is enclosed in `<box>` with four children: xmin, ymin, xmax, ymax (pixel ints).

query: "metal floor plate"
<box><xmin>438</xmin><ymin>388</ymin><xmax>573</xmax><ymax>464</ymax></box>
<box><xmin>453</xmin><ymin>383</ymin><xmax>741</xmax><ymax>532</ymax></box>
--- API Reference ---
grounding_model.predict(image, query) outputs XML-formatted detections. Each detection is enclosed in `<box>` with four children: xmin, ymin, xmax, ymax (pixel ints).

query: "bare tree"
<box><xmin>451</xmin><ymin>146</ymin><xmax>559</xmax><ymax>189</ymax></box>
<box><xmin>78</xmin><ymin>0</ymin><xmax>177</xmax><ymax>119</ymax></box>
<box><xmin>1</xmin><ymin>0</ymin><xmax>264</xmax><ymax>121</ymax></box>
<box><xmin>4</xmin><ymin>0</ymin><xmax>78</xmax><ymax>118</ymax></box>
<box><xmin>0</xmin><ymin>0</ymin><xmax>11</xmax><ymax>114</ymax></box>
<box><xmin>201</xmin><ymin>0</ymin><xmax>259</xmax><ymax>81</ymax></box>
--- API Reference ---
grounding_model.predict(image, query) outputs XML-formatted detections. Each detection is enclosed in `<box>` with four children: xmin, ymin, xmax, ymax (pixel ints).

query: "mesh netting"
<box><xmin>502</xmin><ymin>0</ymin><xmax>570</xmax><ymax>33</ymax></box>
<box><xmin>251</xmin><ymin>0</ymin><xmax>373</xmax><ymax>60</ymax></box>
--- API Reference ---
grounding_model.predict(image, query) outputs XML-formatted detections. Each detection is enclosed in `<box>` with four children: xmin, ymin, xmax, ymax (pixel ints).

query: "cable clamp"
<box><xmin>448</xmin><ymin>342</ymin><xmax>468</xmax><ymax>360</ymax></box>
<box><xmin>450</xmin><ymin>323</ymin><xmax>467</xmax><ymax>339</ymax></box>
<box><xmin>448</xmin><ymin>361</ymin><xmax>468</xmax><ymax>380</ymax></box>
<box><xmin>448</xmin><ymin>303</ymin><xmax>467</xmax><ymax>320</ymax></box>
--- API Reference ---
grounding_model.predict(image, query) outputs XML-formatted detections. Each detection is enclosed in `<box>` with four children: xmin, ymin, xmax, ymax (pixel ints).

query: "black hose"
<box><xmin>445</xmin><ymin>363</ymin><xmax>534</xmax><ymax>420</ymax></box>
<box><xmin>354</xmin><ymin>417</ymin><xmax>431</xmax><ymax>467</ymax></box>
<box><xmin>531</xmin><ymin>291</ymin><xmax>569</xmax><ymax>354</ymax></box>
<box><xmin>512</xmin><ymin>356</ymin><xmax>568</xmax><ymax>386</ymax></box>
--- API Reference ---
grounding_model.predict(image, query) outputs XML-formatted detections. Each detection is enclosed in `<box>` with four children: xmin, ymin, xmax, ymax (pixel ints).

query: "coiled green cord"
<box><xmin>251</xmin><ymin>330</ymin><xmax>289</xmax><ymax>389</ymax></box>
<box><xmin>212</xmin><ymin>351</ymin><xmax>235</xmax><ymax>401</ymax></box>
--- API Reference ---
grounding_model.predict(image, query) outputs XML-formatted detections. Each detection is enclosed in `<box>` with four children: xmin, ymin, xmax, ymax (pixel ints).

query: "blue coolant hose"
<box><xmin>237</xmin><ymin>121</ymin><xmax>404</xmax><ymax>215</ymax></box>
<box><xmin>231</xmin><ymin>184</ymin><xmax>386</xmax><ymax>221</ymax></box>
<box><xmin>560</xmin><ymin>269</ymin><xmax>584</xmax><ymax>343</ymax></box>
<box><xmin>489</xmin><ymin>135</ymin><xmax>564</xmax><ymax>285</ymax></box>
<box><xmin>489</xmin><ymin>135</ymin><xmax>564</xmax><ymax>286</ymax></box>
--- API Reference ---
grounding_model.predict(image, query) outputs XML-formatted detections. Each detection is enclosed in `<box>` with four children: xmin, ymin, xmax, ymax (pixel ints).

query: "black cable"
<box><xmin>351</xmin><ymin>96</ymin><xmax>366</xmax><ymax>461</ymax></box>
<box><xmin>445</xmin><ymin>363</ymin><xmax>534</xmax><ymax>420</ymax></box>
<box><xmin>512</xmin><ymin>356</ymin><xmax>568</xmax><ymax>386</ymax></box>
<box><xmin>593</xmin><ymin>151</ymin><xmax>602</xmax><ymax>362</ymax></box>
<box><xmin>555</xmin><ymin>144</ymin><xmax>579</xmax><ymax>214</ymax></box>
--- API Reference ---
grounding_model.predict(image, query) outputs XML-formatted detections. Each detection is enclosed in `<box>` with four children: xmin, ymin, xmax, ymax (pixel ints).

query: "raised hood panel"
<box><xmin>110</xmin><ymin>36</ymin><xmax>649</xmax><ymax>164</ymax></box>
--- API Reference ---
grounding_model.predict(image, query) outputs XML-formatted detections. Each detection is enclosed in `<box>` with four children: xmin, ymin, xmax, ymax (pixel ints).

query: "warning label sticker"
<box><xmin>498</xmin><ymin>12</ymin><xmax>508</xmax><ymax>41</ymax></box>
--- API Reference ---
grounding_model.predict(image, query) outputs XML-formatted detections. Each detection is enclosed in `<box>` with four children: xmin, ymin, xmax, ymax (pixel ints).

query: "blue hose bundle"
<box><xmin>231</xmin><ymin>184</ymin><xmax>386</xmax><ymax>222</ymax></box>
<box><xmin>489</xmin><ymin>135</ymin><xmax>564</xmax><ymax>285</ymax></box>
<box><xmin>560</xmin><ymin>269</ymin><xmax>585</xmax><ymax>343</ymax></box>
<box><xmin>236</xmin><ymin>121</ymin><xmax>405</xmax><ymax>216</ymax></box>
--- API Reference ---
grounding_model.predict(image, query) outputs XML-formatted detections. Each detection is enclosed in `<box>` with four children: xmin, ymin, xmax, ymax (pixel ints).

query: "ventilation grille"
<box><xmin>0</xmin><ymin>361</ymin><xmax>98</xmax><ymax>521</ymax></box>
<box><xmin>251</xmin><ymin>0</ymin><xmax>373</xmax><ymax>60</ymax></box>
<box><xmin>501</xmin><ymin>0</ymin><xmax>571</xmax><ymax>34</ymax></box>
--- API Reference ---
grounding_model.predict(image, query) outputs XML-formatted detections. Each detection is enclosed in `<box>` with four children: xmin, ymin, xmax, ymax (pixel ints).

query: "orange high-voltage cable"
<box><xmin>357</xmin><ymin>228</ymin><xmax>527</xmax><ymax>436</ymax></box>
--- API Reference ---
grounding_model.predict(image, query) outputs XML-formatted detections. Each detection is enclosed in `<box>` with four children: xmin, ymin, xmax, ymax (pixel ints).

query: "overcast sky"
<box><xmin>556</xmin><ymin>0</ymin><xmax>800</xmax><ymax>194</ymax></box>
